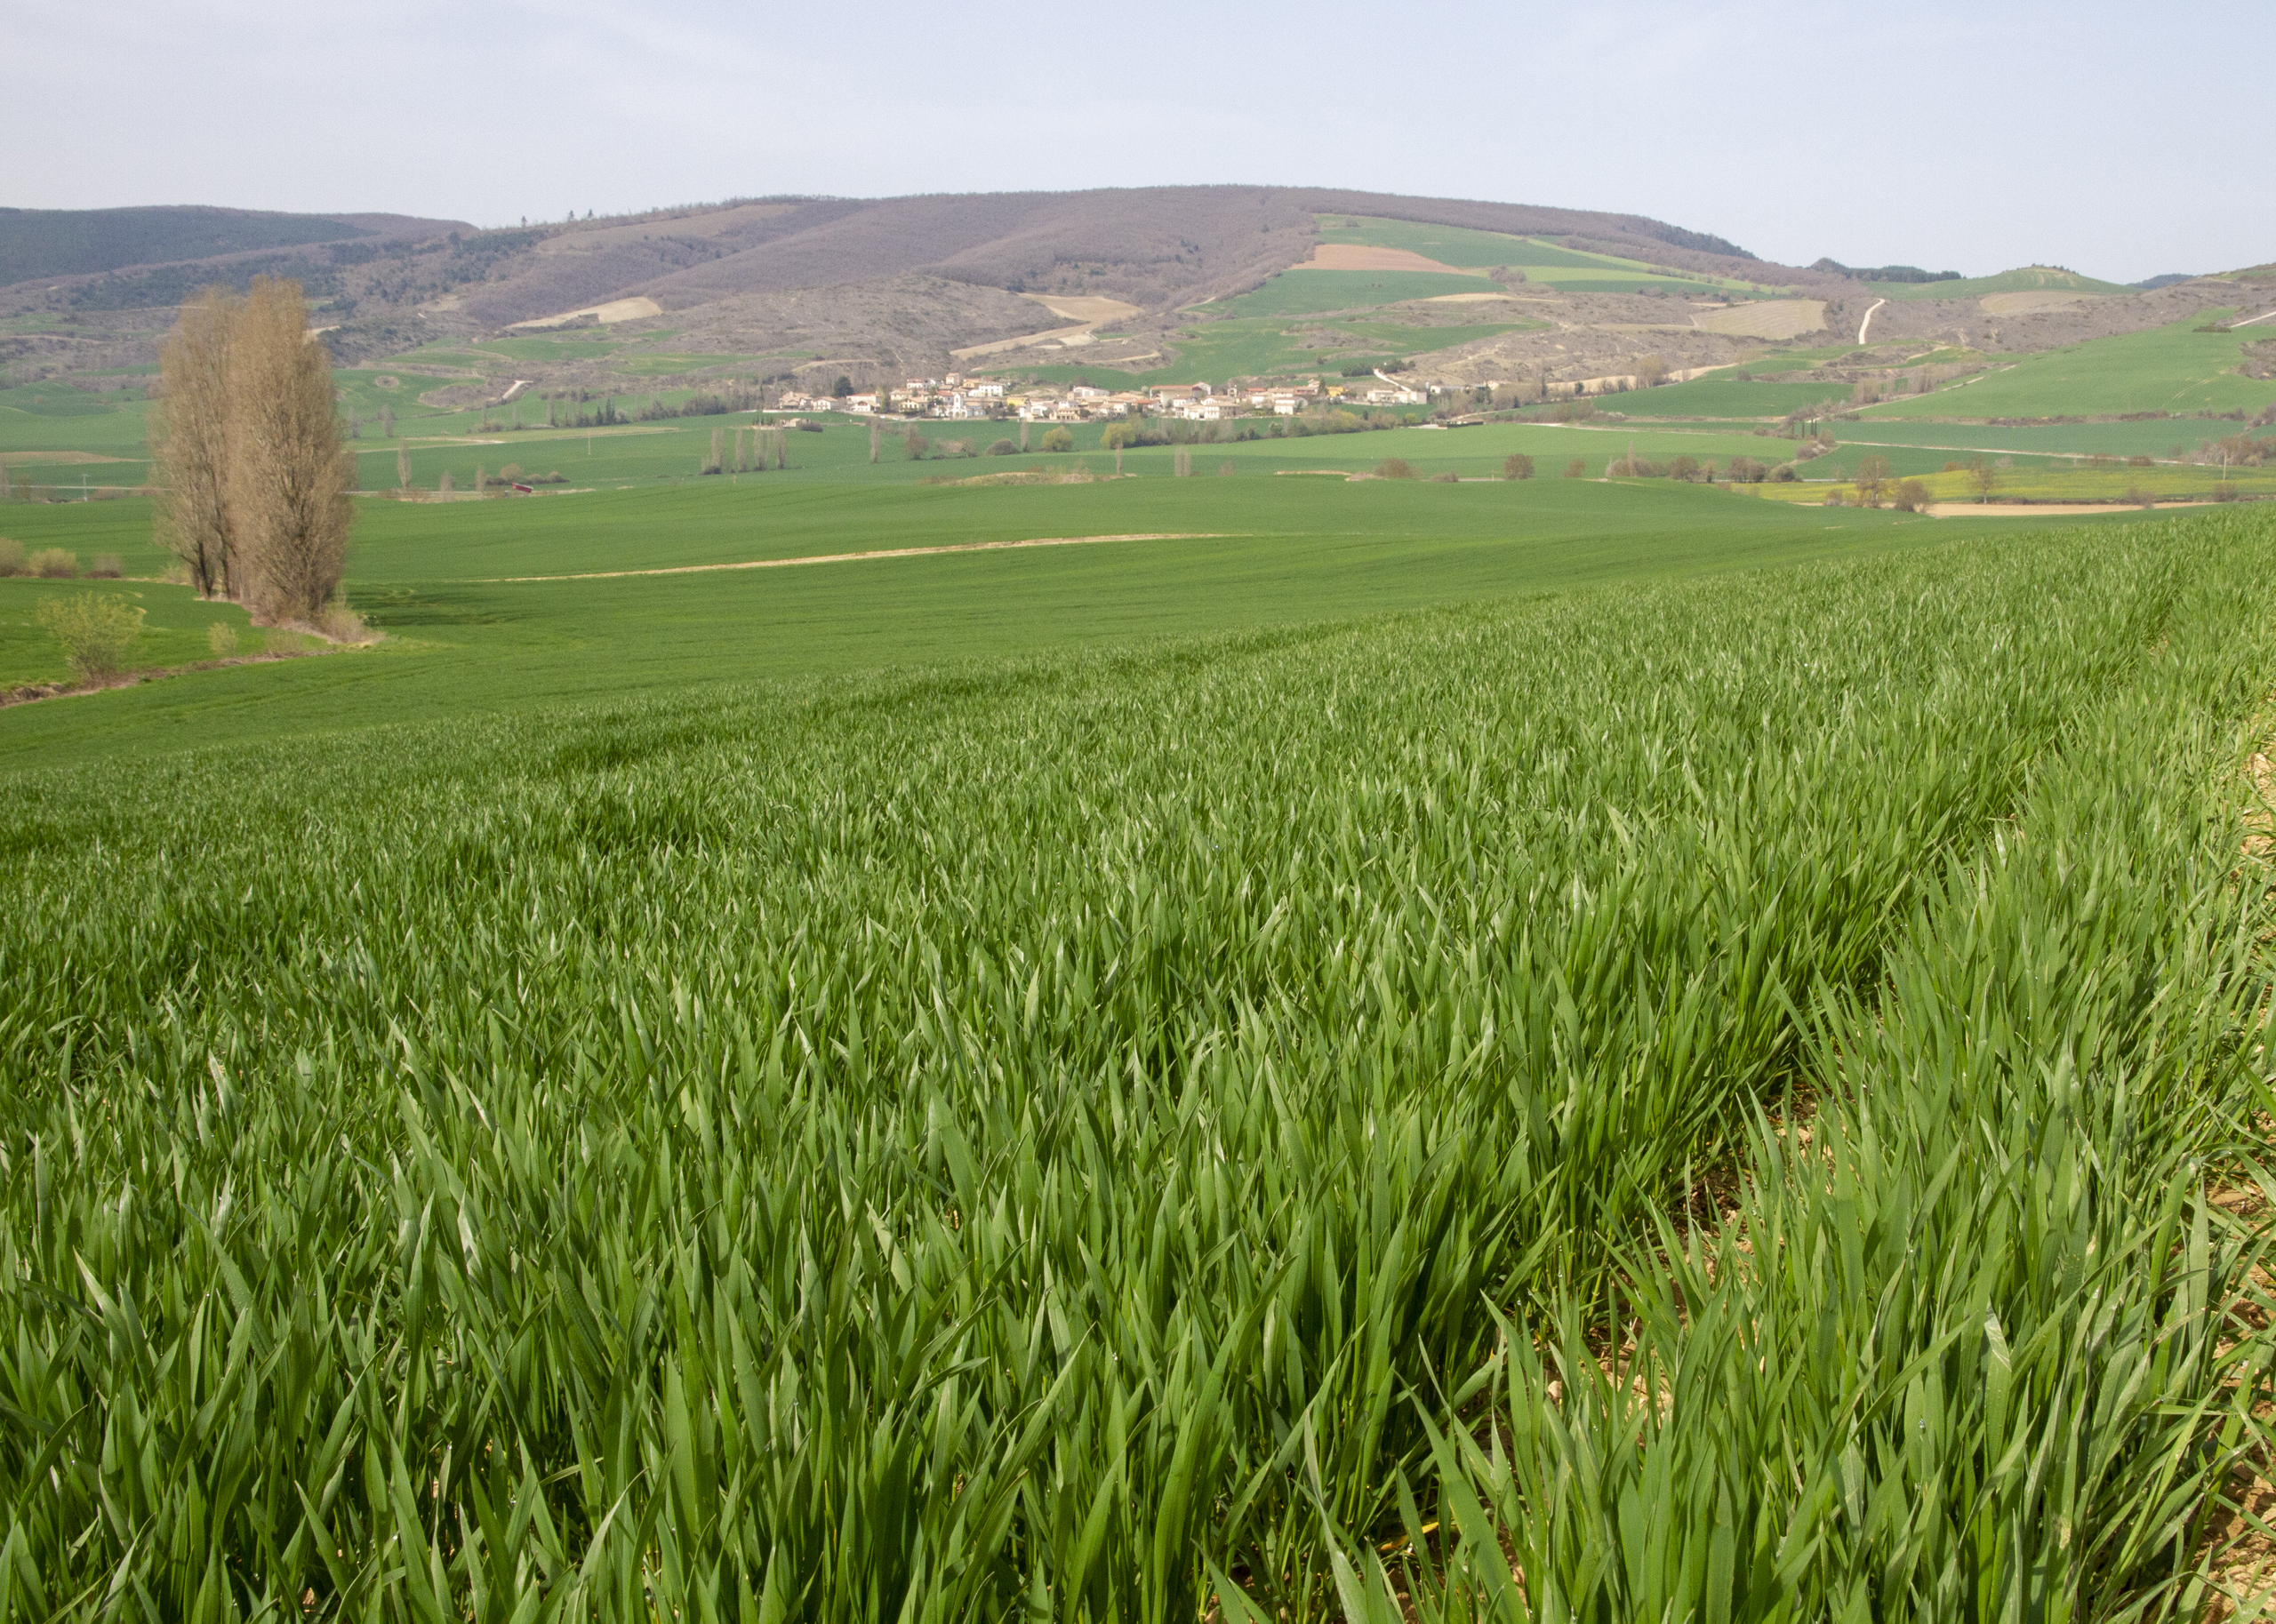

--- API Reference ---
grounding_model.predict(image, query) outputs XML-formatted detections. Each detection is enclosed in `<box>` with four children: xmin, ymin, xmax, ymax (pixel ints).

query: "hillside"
<box><xmin>0</xmin><ymin>204</ymin><xmax>469</xmax><ymax>287</ymax></box>
<box><xmin>0</xmin><ymin>190</ymin><xmax>2264</xmax><ymax>431</ymax></box>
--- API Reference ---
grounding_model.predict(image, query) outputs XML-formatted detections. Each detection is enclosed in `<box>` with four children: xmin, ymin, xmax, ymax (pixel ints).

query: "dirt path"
<box><xmin>475</xmin><ymin>532</ymin><xmax>1232</xmax><ymax>583</ymax></box>
<box><xmin>1856</xmin><ymin>297</ymin><xmax>1887</xmax><ymax>344</ymax></box>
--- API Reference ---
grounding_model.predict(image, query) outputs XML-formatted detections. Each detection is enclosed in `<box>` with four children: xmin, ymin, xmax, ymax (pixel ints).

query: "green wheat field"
<box><xmin>4</xmin><ymin>444</ymin><xmax>2275</xmax><ymax>1616</ymax></box>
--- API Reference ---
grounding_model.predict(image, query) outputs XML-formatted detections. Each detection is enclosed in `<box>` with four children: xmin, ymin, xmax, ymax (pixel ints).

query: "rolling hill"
<box><xmin>0</xmin><ymin>204</ymin><xmax>470</xmax><ymax>287</ymax></box>
<box><xmin>0</xmin><ymin>188</ymin><xmax>2261</xmax><ymax>425</ymax></box>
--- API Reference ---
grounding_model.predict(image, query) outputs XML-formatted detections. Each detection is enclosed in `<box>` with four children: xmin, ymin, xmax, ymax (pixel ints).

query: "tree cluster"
<box><xmin>150</xmin><ymin>278</ymin><xmax>352</xmax><ymax>620</ymax></box>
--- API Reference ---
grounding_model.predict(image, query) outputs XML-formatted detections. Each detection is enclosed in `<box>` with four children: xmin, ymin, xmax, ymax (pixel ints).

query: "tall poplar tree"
<box><xmin>150</xmin><ymin>287</ymin><xmax>244</xmax><ymax>598</ymax></box>
<box><xmin>228</xmin><ymin>277</ymin><xmax>354</xmax><ymax>620</ymax></box>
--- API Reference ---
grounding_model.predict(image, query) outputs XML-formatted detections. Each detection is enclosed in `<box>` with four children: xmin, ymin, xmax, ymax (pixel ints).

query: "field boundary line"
<box><xmin>472</xmin><ymin>532</ymin><xmax>1240</xmax><ymax>583</ymax></box>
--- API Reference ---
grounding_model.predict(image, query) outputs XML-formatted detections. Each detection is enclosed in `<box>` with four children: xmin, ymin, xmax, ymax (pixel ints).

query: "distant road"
<box><xmin>1857</xmin><ymin>298</ymin><xmax>1887</xmax><ymax>344</ymax></box>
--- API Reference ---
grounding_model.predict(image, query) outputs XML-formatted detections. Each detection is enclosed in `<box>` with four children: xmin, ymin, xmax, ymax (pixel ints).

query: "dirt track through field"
<box><xmin>476</xmin><ymin>532</ymin><xmax>1233</xmax><ymax>583</ymax></box>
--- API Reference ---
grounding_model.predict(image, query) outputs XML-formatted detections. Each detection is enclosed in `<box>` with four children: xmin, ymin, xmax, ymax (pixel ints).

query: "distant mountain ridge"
<box><xmin>3</xmin><ymin>189</ymin><xmax>2238</xmax><ymax>397</ymax></box>
<box><xmin>0</xmin><ymin>204</ymin><xmax>474</xmax><ymax>289</ymax></box>
<box><xmin>0</xmin><ymin>188</ymin><xmax>1789</xmax><ymax>331</ymax></box>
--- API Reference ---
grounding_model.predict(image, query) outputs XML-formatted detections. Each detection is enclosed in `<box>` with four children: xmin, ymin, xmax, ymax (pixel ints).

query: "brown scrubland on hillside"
<box><xmin>3</xmin><ymin>188</ymin><xmax>2264</xmax><ymax>412</ymax></box>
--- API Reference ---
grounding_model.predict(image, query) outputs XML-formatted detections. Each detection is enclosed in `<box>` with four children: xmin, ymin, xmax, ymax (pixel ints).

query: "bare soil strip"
<box><xmin>475</xmin><ymin>532</ymin><xmax>1231</xmax><ymax>583</ymax></box>
<box><xmin>951</xmin><ymin>324</ymin><xmax>1101</xmax><ymax>360</ymax></box>
<box><xmin>1692</xmin><ymin>300</ymin><xmax>1827</xmax><ymax>340</ymax></box>
<box><xmin>505</xmin><ymin>296</ymin><xmax>662</xmax><ymax>330</ymax></box>
<box><xmin>1018</xmin><ymin>293</ymin><xmax>1142</xmax><ymax>324</ymax></box>
<box><xmin>1297</xmin><ymin>244</ymin><xmax>1469</xmax><ymax>275</ymax></box>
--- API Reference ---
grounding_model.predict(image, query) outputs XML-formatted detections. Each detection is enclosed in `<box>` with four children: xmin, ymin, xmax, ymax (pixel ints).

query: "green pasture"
<box><xmin>332</xmin><ymin>369</ymin><xmax>470</xmax><ymax>424</ymax></box>
<box><xmin>1205</xmin><ymin>268</ymin><xmax>1505</xmax><ymax>316</ymax></box>
<box><xmin>1315</xmin><ymin>215</ymin><xmax>1559</xmax><ymax>268</ymax></box>
<box><xmin>1831</xmin><ymin>418</ymin><xmax>2251</xmax><ymax>461</ymax></box>
<box><xmin>1539</xmin><ymin>276</ymin><xmax>1727</xmax><ymax>296</ymax></box>
<box><xmin>1312</xmin><ymin>215</ymin><xmax>1757</xmax><ymax>295</ymax></box>
<box><xmin>465</xmin><ymin>335</ymin><xmax>628</xmax><ymax>362</ymax></box>
<box><xmin>1784</xmin><ymin>442</ymin><xmax>2075</xmax><ymax>479</ymax></box>
<box><xmin>0</xmin><ymin>474</ymin><xmax>2075</xmax><ymax>769</ymax></box>
<box><xmin>0</xmin><ymin>462</ymin><xmax>150</xmax><ymax>497</ymax></box>
<box><xmin>605</xmin><ymin>352</ymin><xmax>757</xmax><ymax>376</ymax></box>
<box><xmin>4</xmin><ymin>386</ymin><xmax>2172</xmax><ymax>510</ymax></box>
<box><xmin>1868</xmin><ymin>266</ymin><xmax>2130</xmax><ymax>301</ymax></box>
<box><xmin>5</xmin><ymin>411</ymin><xmax>2099</xmax><ymax>506</ymax></box>
<box><xmin>0</xmin><ymin>383</ymin><xmax>151</xmax><ymax>454</ymax></box>
<box><xmin>1591</xmin><ymin>377</ymin><xmax>1855</xmax><ymax>419</ymax></box>
<box><xmin>352</xmin><ymin>415</ymin><xmax>1815</xmax><ymax>491</ymax></box>
<box><xmin>1863</xmin><ymin>316</ymin><xmax>2276</xmax><ymax>419</ymax></box>
<box><xmin>0</xmin><ymin>575</ymin><xmax>263</xmax><ymax>688</ymax></box>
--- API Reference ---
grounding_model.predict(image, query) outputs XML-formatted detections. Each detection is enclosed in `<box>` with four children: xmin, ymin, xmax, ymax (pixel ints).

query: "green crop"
<box><xmin>1321</xmin><ymin>532</ymin><xmax>2276</xmax><ymax>1618</ymax></box>
<box><xmin>2</xmin><ymin>510</ymin><xmax>2272</xmax><ymax>1619</ymax></box>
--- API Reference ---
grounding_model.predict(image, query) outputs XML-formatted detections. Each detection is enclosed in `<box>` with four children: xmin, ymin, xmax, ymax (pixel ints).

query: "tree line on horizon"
<box><xmin>150</xmin><ymin>276</ymin><xmax>352</xmax><ymax>622</ymax></box>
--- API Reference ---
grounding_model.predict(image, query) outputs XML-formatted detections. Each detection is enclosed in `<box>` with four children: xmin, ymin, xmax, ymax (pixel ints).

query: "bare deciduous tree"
<box><xmin>150</xmin><ymin>286</ymin><xmax>244</xmax><ymax>598</ymax></box>
<box><xmin>227</xmin><ymin>277</ymin><xmax>354</xmax><ymax>620</ymax></box>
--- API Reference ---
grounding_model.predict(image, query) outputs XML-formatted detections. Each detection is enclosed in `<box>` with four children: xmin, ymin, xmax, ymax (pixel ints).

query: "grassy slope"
<box><xmin>1312</xmin><ymin>215</ymin><xmax>1752</xmax><ymax>295</ymax></box>
<box><xmin>1869</xmin><ymin>266</ymin><xmax>2130</xmax><ymax>300</ymax></box>
<box><xmin>1592</xmin><ymin>378</ymin><xmax>1855</xmax><ymax>418</ymax></box>
<box><xmin>1863</xmin><ymin>316</ymin><xmax>2276</xmax><ymax>418</ymax></box>
<box><xmin>1206</xmin><ymin>269</ymin><xmax>1504</xmax><ymax>316</ymax></box>
<box><xmin>0</xmin><ymin>477</ymin><xmax>2025</xmax><ymax>770</ymax></box>
<box><xmin>1825</xmin><ymin>418</ymin><xmax>2239</xmax><ymax>460</ymax></box>
<box><xmin>0</xmin><ymin>577</ymin><xmax>260</xmax><ymax>689</ymax></box>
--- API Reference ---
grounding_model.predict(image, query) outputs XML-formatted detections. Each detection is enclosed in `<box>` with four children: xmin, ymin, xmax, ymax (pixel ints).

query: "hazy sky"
<box><xmin>11</xmin><ymin>0</ymin><xmax>2267</xmax><ymax>284</ymax></box>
